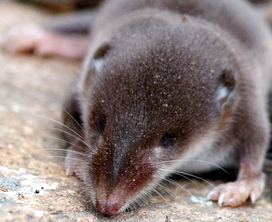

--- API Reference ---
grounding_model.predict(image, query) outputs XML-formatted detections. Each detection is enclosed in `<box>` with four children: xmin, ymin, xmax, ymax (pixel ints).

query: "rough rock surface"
<box><xmin>0</xmin><ymin>2</ymin><xmax>272</xmax><ymax>222</ymax></box>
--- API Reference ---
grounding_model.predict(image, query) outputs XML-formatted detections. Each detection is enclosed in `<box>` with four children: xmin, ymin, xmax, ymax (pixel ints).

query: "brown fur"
<box><xmin>61</xmin><ymin>0</ymin><xmax>272</xmax><ymax>216</ymax></box>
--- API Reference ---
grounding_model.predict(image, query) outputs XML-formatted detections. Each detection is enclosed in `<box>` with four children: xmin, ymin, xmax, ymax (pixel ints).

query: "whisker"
<box><xmin>162</xmin><ymin>159</ymin><xmax>228</xmax><ymax>174</ymax></box>
<box><xmin>174</xmin><ymin>171</ymin><xmax>215</xmax><ymax>188</ymax></box>
<box><xmin>157</xmin><ymin>182</ymin><xmax>177</xmax><ymax>199</ymax></box>
<box><xmin>163</xmin><ymin>178</ymin><xmax>193</xmax><ymax>196</ymax></box>
<box><xmin>186</xmin><ymin>160</ymin><xmax>229</xmax><ymax>174</ymax></box>
<box><xmin>140</xmin><ymin>194</ymin><xmax>150</xmax><ymax>206</ymax></box>
<box><xmin>47</xmin><ymin>155</ymin><xmax>82</xmax><ymax>162</ymax></box>
<box><xmin>49</xmin><ymin>127</ymin><xmax>90</xmax><ymax>149</ymax></box>
<box><xmin>62</xmin><ymin>108</ymin><xmax>84</xmax><ymax>131</ymax></box>
<box><xmin>172</xmin><ymin>173</ymin><xmax>200</xmax><ymax>189</ymax></box>
<box><xmin>131</xmin><ymin>195</ymin><xmax>148</xmax><ymax>211</ymax></box>
<box><xmin>34</xmin><ymin>114</ymin><xmax>84</xmax><ymax>142</ymax></box>
<box><xmin>45</xmin><ymin>148</ymin><xmax>85</xmax><ymax>157</ymax></box>
<box><xmin>159</xmin><ymin>168</ymin><xmax>215</xmax><ymax>188</ymax></box>
<box><xmin>48</xmin><ymin>126</ymin><xmax>84</xmax><ymax>143</ymax></box>
<box><xmin>43</xmin><ymin>135</ymin><xmax>86</xmax><ymax>153</ymax></box>
<box><xmin>152</xmin><ymin>187</ymin><xmax>167</xmax><ymax>203</ymax></box>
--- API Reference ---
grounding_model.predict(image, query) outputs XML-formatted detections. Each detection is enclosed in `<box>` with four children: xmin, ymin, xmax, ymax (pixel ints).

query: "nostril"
<box><xmin>108</xmin><ymin>204</ymin><xmax>119</xmax><ymax>214</ymax></box>
<box><xmin>96</xmin><ymin>199</ymin><xmax>121</xmax><ymax>216</ymax></box>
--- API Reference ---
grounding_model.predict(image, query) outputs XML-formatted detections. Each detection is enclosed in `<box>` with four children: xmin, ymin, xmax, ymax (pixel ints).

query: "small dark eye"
<box><xmin>161</xmin><ymin>131</ymin><xmax>176</xmax><ymax>148</ymax></box>
<box><xmin>96</xmin><ymin>115</ymin><xmax>106</xmax><ymax>133</ymax></box>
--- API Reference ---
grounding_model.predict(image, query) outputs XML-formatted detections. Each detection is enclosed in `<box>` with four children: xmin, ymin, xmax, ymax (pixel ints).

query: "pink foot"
<box><xmin>2</xmin><ymin>25</ymin><xmax>89</xmax><ymax>59</ymax></box>
<box><xmin>207</xmin><ymin>173</ymin><xmax>265</xmax><ymax>207</ymax></box>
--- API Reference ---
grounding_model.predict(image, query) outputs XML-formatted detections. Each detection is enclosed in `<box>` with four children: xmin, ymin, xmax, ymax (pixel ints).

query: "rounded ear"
<box><xmin>83</xmin><ymin>43</ymin><xmax>111</xmax><ymax>90</ymax></box>
<box><xmin>89</xmin><ymin>42</ymin><xmax>111</xmax><ymax>72</ymax></box>
<box><xmin>216</xmin><ymin>69</ymin><xmax>236</xmax><ymax>110</ymax></box>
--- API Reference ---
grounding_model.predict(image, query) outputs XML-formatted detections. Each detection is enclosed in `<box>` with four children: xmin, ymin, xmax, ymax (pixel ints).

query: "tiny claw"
<box><xmin>218</xmin><ymin>194</ymin><xmax>225</xmax><ymax>207</ymax></box>
<box><xmin>250</xmin><ymin>192</ymin><xmax>256</xmax><ymax>203</ymax></box>
<box><xmin>206</xmin><ymin>190</ymin><xmax>217</xmax><ymax>200</ymax></box>
<box><xmin>66</xmin><ymin>166</ymin><xmax>72</xmax><ymax>176</ymax></box>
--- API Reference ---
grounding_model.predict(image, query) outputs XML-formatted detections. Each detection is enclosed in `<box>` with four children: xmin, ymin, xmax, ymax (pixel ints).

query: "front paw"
<box><xmin>2</xmin><ymin>25</ymin><xmax>49</xmax><ymax>54</ymax></box>
<box><xmin>2</xmin><ymin>25</ymin><xmax>87</xmax><ymax>59</ymax></box>
<box><xmin>207</xmin><ymin>173</ymin><xmax>265</xmax><ymax>207</ymax></box>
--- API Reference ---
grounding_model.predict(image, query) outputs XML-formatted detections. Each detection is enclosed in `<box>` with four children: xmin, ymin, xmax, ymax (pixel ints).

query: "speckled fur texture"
<box><xmin>60</xmin><ymin>0</ymin><xmax>272</xmax><ymax>216</ymax></box>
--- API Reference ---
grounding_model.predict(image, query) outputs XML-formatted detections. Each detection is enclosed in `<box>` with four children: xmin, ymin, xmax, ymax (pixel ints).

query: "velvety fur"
<box><xmin>60</xmin><ymin>0</ymin><xmax>272</xmax><ymax>216</ymax></box>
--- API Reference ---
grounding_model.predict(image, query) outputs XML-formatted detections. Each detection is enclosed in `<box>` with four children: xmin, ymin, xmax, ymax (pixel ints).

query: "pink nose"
<box><xmin>96</xmin><ymin>199</ymin><xmax>121</xmax><ymax>216</ymax></box>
